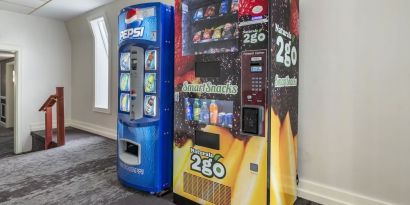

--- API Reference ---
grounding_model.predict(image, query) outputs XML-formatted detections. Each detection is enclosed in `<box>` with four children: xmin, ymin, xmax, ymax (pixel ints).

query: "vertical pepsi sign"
<box><xmin>117</xmin><ymin>3</ymin><xmax>174</xmax><ymax>195</ymax></box>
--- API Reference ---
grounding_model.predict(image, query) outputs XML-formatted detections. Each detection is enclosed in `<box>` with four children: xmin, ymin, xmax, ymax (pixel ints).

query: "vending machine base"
<box><xmin>174</xmin><ymin>194</ymin><xmax>200</xmax><ymax>205</ymax></box>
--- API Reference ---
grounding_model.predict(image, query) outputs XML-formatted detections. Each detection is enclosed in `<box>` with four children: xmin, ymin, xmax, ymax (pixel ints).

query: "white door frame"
<box><xmin>0</xmin><ymin>44</ymin><xmax>22</xmax><ymax>154</ymax></box>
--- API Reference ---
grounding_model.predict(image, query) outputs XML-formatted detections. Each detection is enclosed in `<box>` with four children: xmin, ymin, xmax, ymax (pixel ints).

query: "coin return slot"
<box><xmin>119</xmin><ymin>140</ymin><xmax>141</xmax><ymax>166</ymax></box>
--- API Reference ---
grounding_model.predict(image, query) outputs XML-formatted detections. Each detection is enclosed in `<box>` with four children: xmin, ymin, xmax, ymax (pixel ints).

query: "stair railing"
<box><xmin>38</xmin><ymin>87</ymin><xmax>65</xmax><ymax>149</ymax></box>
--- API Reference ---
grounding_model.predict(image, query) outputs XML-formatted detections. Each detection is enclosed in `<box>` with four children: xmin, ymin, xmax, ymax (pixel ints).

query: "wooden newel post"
<box><xmin>39</xmin><ymin>94</ymin><xmax>57</xmax><ymax>149</ymax></box>
<box><xmin>39</xmin><ymin>87</ymin><xmax>65</xmax><ymax>149</ymax></box>
<box><xmin>45</xmin><ymin>107</ymin><xmax>52</xmax><ymax>149</ymax></box>
<box><xmin>56</xmin><ymin>87</ymin><xmax>65</xmax><ymax>146</ymax></box>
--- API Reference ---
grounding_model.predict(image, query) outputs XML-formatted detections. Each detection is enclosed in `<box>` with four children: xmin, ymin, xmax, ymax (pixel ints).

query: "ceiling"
<box><xmin>0</xmin><ymin>0</ymin><xmax>116</xmax><ymax>21</ymax></box>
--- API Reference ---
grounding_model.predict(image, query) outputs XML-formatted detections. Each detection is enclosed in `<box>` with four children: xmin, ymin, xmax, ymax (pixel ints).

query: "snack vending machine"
<box><xmin>117</xmin><ymin>3</ymin><xmax>174</xmax><ymax>194</ymax></box>
<box><xmin>173</xmin><ymin>0</ymin><xmax>299</xmax><ymax>204</ymax></box>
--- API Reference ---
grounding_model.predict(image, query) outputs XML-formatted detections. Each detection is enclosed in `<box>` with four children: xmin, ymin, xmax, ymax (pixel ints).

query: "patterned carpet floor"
<box><xmin>0</xmin><ymin>128</ymin><xmax>173</xmax><ymax>205</ymax></box>
<box><xmin>0</xmin><ymin>128</ymin><xmax>318</xmax><ymax>205</ymax></box>
<box><xmin>0</xmin><ymin>127</ymin><xmax>14</xmax><ymax>159</ymax></box>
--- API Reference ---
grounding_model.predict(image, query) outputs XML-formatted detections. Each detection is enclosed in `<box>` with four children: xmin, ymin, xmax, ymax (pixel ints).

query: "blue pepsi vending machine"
<box><xmin>117</xmin><ymin>3</ymin><xmax>174</xmax><ymax>194</ymax></box>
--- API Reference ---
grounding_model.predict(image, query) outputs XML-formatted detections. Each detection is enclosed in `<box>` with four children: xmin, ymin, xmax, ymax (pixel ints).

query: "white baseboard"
<box><xmin>298</xmin><ymin>179</ymin><xmax>393</xmax><ymax>205</ymax></box>
<box><xmin>30</xmin><ymin>119</ymin><xmax>72</xmax><ymax>132</ymax></box>
<box><xmin>70</xmin><ymin>119</ymin><xmax>116</xmax><ymax>140</ymax></box>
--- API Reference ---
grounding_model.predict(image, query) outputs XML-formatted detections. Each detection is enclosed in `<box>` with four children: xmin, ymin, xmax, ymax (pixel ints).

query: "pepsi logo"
<box><xmin>125</xmin><ymin>9</ymin><xmax>143</xmax><ymax>25</ymax></box>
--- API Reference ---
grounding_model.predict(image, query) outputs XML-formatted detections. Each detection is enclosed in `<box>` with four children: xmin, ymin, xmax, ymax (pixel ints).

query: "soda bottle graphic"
<box><xmin>185</xmin><ymin>98</ymin><xmax>193</xmax><ymax>121</ymax></box>
<box><xmin>199</xmin><ymin>101</ymin><xmax>210</xmax><ymax>124</ymax></box>
<box><xmin>193</xmin><ymin>99</ymin><xmax>201</xmax><ymax>121</ymax></box>
<box><xmin>209</xmin><ymin>100</ymin><xmax>218</xmax><ymax>124</ymax></box>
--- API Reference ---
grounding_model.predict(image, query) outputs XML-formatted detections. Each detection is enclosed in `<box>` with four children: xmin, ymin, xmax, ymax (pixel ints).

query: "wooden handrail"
<box><xmin>38</xmin><ymin>87</ymin><xmax>65</xmax><ymax>149</ymax></box>
<box><xmin>39</xmin><ymin>95</ymin><xmax>57</xmax><ymax>111</ymax></box>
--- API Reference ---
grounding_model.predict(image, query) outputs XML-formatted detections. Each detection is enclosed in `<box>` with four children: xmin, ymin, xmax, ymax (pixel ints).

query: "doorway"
<box><xmin>0</xmin><ymin>44</ymin><xmax>21</xmax><ymax>157</ymax></box>
<box><xmin>0</xmin><ymin>52</ymin><xmax>15</xmax><ymax>158</ymax></box>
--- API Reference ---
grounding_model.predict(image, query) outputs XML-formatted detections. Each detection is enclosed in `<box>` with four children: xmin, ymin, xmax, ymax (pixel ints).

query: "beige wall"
<box><xmin>0</xmin><ymin>10</ymin><xmax>71</xmax><ymax>152</ymax></box>
<box><xmin>66</xmin><ymin>0</ymin><xmax>173</xmax><ymax>138</ymax></box>
<box><xmin>298</xmin><ymin>0</ymin><xmax>410</xmax><ymax>204</ymax></box>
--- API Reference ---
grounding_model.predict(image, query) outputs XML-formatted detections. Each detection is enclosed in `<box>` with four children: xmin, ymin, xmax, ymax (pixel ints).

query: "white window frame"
<box><xmin>88</xmin><ymin>14</ymin><xmax>112</xmax><ymax>114</ymax></box>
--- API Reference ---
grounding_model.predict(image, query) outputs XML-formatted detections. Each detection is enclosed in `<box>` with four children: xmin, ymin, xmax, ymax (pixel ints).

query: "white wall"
<box><xmin>298</xmin><ymin>0</ymin><xmax>410</xmax><ymax>204</ymax></box>
<box><xmin>66</xmin><ymin>0</ymin><xmax>173</xmax><ymax>139</ymax></box>
<box><xmin>0</xmin><ymin>10</ymin><xmax>71</xmax><ymax>153</ymax></box>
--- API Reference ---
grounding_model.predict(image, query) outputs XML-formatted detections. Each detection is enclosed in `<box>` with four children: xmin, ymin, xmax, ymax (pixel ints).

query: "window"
<box><xmin>90</xmin><ymin>17</ymin><xmax>110</xmax><ymax>112</ymax></box>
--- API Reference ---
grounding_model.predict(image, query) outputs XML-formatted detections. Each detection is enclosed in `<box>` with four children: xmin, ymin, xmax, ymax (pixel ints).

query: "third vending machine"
<box><xmin>173</xmin><ymin>0</ymin><xmax>299</xmax><ymax>204</ymax></box>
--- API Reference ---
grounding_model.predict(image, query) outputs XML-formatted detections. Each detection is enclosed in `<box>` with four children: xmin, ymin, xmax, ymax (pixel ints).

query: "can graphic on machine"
<box><xmin>184</xmin><ymin>98</ymin><xmax>193</xmax><ymax>121</ymax></box>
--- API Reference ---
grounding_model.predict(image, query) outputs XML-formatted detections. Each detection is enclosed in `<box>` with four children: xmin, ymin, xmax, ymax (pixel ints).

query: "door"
<box><xmin>5</xmin><ymin>62</ymin><xmax>14</xmax><ymax>128</ymax></box>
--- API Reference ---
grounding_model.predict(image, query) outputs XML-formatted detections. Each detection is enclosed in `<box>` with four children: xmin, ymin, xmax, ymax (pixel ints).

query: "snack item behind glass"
<box><xmin>205</xmin><ymin>5</ymin><xmax>216</xmax><ymax>17</ymax></box>
<box><xmin>212</xmin><ymin>27</ymin><xmax>222</xmax><ymax>40</ymax></box>
<box><xmin>144</xmin><ymin>73</ymin><xmax>156</xmax><ymax>93</ymax></box>
<box><xmin>193</xmin><ymin>8</ymin><xmax>203</xmax><ymax>20</ymax></box>
<box><xmin>199</xmin><ymin>101</ymin><xmax>210</xmax><ymax>124</ymax></box>
<box><xmin>145</xmin><ymin>50</ymin><xmax>156</xmax><ymax>70</ymax></box>
<box><xmin>209</xmin><ymin>100</ymin><xmax>219</xmax><ymax>124</ymax></box>
<box><xmin>120</xmin><ymin>73</ymin><xmax>130</xmax><ymax>91</ymax></box>
<box><xmin>120</xmin><ymin>53</ymin><xmax>130</xmax><ymax>71</ymax></box>
<box><xmin>222</xmin><ymin>23</ymin><xmax>234</xmax><ymax>39</ymax></box>
<box><xmin>120</xmin><ymin>94</ymin><xmax>130</xmax><ymax>112</ymax></box>
<box><xmin>219</xmin><ymin>0</ymin><xmax>228</xmax><ymax>15</ymax></box>
<box><xmin>193</xmin><ymin>31</ymin><xmax>202</xmax><ymax>43</ymax></box>
<box><xmin>225</xmin><ymin>113</ymin><xmax>233</xmax><ymax>128</ymax></box>
<box><xmin>184</xmin><ymin>98</ymin><xmax>193</xmax><ymax>121</ymax></box>
<box><xmin>218</xmin><ymin>112</ymin><xmax>226</xmax><ymax>127</ymax></box>
<box><xmin>144</xmin><ymin>95</ymin><xmax>157</xmax><ymax>117</ymax></box>
<box><xmin>193</xmin><ymin>99</ymin><xmax>201</xmax><ymax>121</ymax></box>
<box><xmin>231</xmin><ymin>0</ymin><xmax>239</xmax><ymax>13</ymax></box>
<box><xmin>202</xmin><ymin>28</ymin><xmax>214</xmax><ymax>41</ymax></box>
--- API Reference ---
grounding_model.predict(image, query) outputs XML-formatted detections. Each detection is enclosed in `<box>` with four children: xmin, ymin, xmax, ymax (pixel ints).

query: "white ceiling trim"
<box><xmin>0</xmin><ymin>0</ymin><xmax>50</xmax><ymax>14</ymax></box>
<box><xmin>28</xmin><ymin>0</ymin><xmax>53</xmax><ymax>15</ymax></box>
<box><xmin>0</xmin><ymin>0</ymin><xmax>116</xmax><ymax>21</ymax></box>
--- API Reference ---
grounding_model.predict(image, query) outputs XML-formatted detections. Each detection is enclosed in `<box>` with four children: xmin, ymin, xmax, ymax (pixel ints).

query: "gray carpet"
<box><xmin>0</xmin><ymin>126</ymin><xmax>14</xmax><ymax>158</ymax></box>
<box><xmin>0</xmin><ymin>128</ymin><xmax>318</xmax><ymax>205</ymax></box>
<box><xmin>0</xmin><ymin>128</ymin><xmax>173</xmax><ymax>205</ymax></box>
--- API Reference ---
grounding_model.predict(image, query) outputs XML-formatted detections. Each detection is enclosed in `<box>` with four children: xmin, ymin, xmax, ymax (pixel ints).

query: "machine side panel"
<box><xmin>269</xmin><ymin>0</ymin><xmax>299</xmax><ymax>204</ymax></box>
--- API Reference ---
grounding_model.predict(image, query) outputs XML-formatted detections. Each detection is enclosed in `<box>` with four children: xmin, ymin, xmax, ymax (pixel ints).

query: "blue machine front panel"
<box><xmin>119</xmin><ymin>6</ymin><xmax>158</xmax><ymax>43</ymax></box>
<box><xmin>117</xmin><ymin>2</ymin><xmax>174</xmax><ymax>194</ymax></box>
<box><xmin>117</xmin><ymin>122</ymin><xmax>157</xmax><ymax>189</ymax></box>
